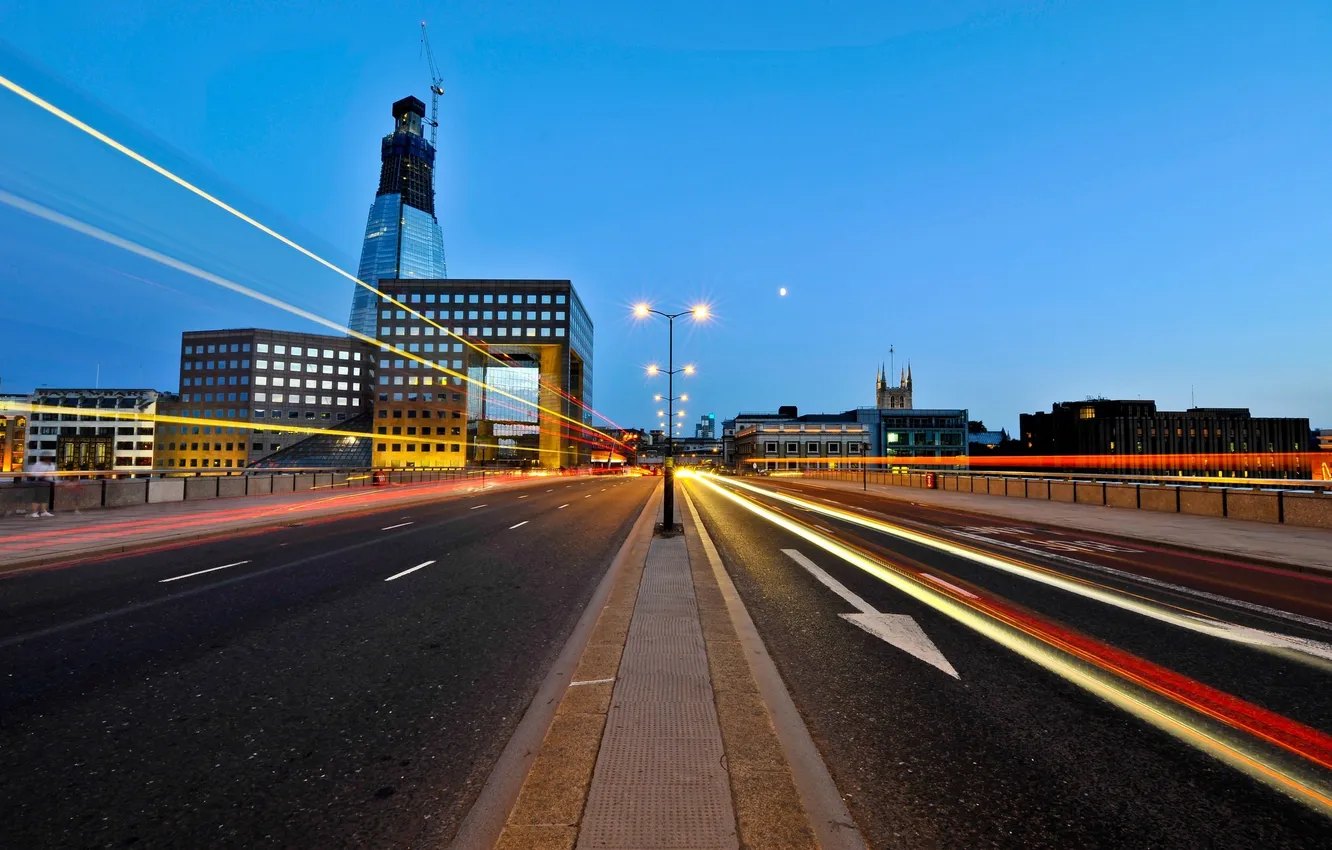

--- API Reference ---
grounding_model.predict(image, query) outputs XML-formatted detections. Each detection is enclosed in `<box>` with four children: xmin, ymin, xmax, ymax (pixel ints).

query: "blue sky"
<box><xmin>1</xmin><ymin>1</ymin><xmax>1329</xmax><ymax>432</ymax></box>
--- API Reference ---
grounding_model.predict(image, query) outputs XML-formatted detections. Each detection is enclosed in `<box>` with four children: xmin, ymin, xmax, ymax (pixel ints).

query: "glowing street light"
<box><xmin>632</xmin><ymin>301</ymin><xmax>712</xmax><ymax>532</ymax></box>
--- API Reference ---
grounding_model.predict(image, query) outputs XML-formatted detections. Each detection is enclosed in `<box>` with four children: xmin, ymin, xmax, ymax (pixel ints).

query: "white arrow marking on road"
<box><xmin>783</xmin><ymin>549</ymin><xmax>958</xmax><ymax>679</ymax></box>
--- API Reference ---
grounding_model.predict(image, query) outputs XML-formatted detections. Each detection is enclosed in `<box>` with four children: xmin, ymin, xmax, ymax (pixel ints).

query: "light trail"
<box><xmin>0</xmin><ymin>190</ymin><xmax>621</xmax><ymax>452</ymax></box>
<box><xmin>0</xmin><ymin>401</ymin><xmax>576</xmax><ymax>460</ymax></box>
<box><xmin>688</xmin><ymin>474</ymin><xmax>1332</xmax><ymax>814</ymax></box>
<box><xmin>715</xmin><ymin>475</ymin><xmax>1332</xmax><ymax>665</ymax></box>
<box><xmin>0</xmin><ymin>73</ymin><xmax>629</xmax><ymax>443</ymax></box>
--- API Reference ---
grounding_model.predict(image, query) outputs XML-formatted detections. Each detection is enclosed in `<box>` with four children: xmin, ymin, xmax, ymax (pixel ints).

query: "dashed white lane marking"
<box><xmin>470</xmin><ymin>504</ymin><xmax>488</xmax><ymax>510</ymax></box>
<box><xmin>385</xmin><ymin>560</ymin><xmax>436</xmax><ymax>582</ymax></box>
<box><xmin>558</xmin><ymin>503</ymin><xmax>569</xmax><ymax>509</ymax></box>
<box><xmin>510</xmin><ymin>521</ymin><xmax>530</xmax><ymax>530</ymax></box>
<box><xmin>922</xmin><ymin>573</ymin><xmax>979</xmax><ymax>599</ymax></box>
<box><xmin>547</xmin><ymin>489</ymin><xmax>554</xmax><ymax>492</ymax></box>
<box><xmin>381</xmin><ymin>521</ymin><xmax>414</xmax><ymax>531</ymax></box>
<box><xmin>518</xmin><ymin>495</ymin><xmax>529</xmax><ymax>499</ymax></box>
<box><xmin>600</xmin><ymin>488</ymin><xmax>606</xmax><ymax>491</ymax></box>
<box><xmin>569</xmin><ymin>677</ymin><xmax>615</xmax><ymax>687</ymax></box>
<box><xmin>584</xmin><ymin>494</ymin><xmax>591</xmax><ymax>499</ymax></box>
<box><xmin>159</xmin><ymin>560</ymin><xmax>251</xmax><ymax>583</ymax></box>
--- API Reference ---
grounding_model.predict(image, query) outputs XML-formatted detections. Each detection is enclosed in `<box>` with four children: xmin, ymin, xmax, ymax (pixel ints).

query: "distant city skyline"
<box><xmin>3</xmin><ymin>2</ymin><xmax>1330</xmax><ymax>432</ymax></box>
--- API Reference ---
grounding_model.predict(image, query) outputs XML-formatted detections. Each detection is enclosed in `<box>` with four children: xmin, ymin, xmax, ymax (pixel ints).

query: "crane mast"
<box><xmin>420</xmin><ymin>22</ymin><xmax>445</xmax><ymax>148</ymax></box>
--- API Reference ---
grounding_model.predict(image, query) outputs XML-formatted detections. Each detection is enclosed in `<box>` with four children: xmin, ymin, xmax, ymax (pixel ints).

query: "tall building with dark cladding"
<box><xmin>348</xmin><ymin>96</ymin><xmax>447</xmax><ymax>337</ymax></box>
<box><xmin>370</xmin><ymin>279</ymin><xmax>593</xmax><ymax>469</ymax></box>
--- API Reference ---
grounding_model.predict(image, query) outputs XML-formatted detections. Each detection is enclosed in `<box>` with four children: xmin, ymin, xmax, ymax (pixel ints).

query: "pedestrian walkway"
<box><xmin>0</xmin><ymin>475</ymin><xmax>515</xmax><ymax>572</ymax></box>
<box><xmin>492</xmin><ymin>485</ymin><xmax>851</xmax><ymax>850</ymax></box>
<box><xmin>779</xmin><ymin>477</ymin><xmax>1332</xmax><ymax>572</ymax></box>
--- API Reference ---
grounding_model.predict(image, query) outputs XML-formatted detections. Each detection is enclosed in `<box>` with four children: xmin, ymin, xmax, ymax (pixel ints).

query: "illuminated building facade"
<box><xmin>348</xmin><ymin>96</ymin><xmax>447</xmax><ymax>337</ymax></box>
<box><xmin>161</xmin><ymin>329</ymin><xmax>375</xmax><ymax>470</ymax></box>
<box><xmin>371</xmin><ymin>279</ymin><xmax>594</xmax><ymax>469</ymax></box>
<box><xmin>0</xmin><ymin>395</ymin><xmax>29</xmax><ymax>474</ymax></box>
<box><xmin>23</xmin><ymin>389</ymin><xmax>170</xmax><ymax>473</ymax></box>
<box><xmin>734</xmin><ymin>420</ymin><xmax>871</xmax><ymax>471</ymax></box>
<box><xmin>1020</xmin><ymin>400</ymin><xmax>1311</xmax><ymax>479</ymax></box>
<box><xmin>695</xmin><ymin>413</ymin><xmax>716</xmax><ymax>440</ymax></box>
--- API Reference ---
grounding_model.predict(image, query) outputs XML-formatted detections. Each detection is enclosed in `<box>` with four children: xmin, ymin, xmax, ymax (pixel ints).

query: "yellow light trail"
<box><xmin>0</xmin><ymin>402</ymin><xmax>573</xmax><ymax>459</ymax></box>
<box><xmin>715</xmin><ymin>474</ymin><xmax>1332</xmax><ymax>665</ymax></box>
<box><xmin>0</xmin><ymin>189</ymin><xmax>619</xmax><ymax>452</ymax></box>
<box><xmin>686</xmin><ymin>474</ymin><xmax>1332</xmax><ymax>815</ymax></box>
<box><xmin>0</xmin><ymin>73</ymin><xmax>627</xmax><ymax>446</ymax></box>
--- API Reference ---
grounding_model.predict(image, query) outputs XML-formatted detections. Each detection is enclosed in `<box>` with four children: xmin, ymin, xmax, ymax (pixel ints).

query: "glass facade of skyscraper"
<box><xmin>349</xmin><ymin>97</ymin><xmax>447</xmax><ymax>338</ymax></box>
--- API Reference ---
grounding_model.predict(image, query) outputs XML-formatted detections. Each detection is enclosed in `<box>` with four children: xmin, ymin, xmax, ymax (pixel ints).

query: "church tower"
<box><xmin>875</xmin><ymin>361</ymin><xmax>913</xmax><ymax>409</ymax></box>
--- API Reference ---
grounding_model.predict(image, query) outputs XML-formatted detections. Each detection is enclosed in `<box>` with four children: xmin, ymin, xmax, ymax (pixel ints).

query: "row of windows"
<box><xmin>180</xmin><ymin>392</ymin><xmax>249</xmax><ymax>402</ymax></box>
<box><xmin>184</xmin><ymin>360</ymin><xmax>250</xmax><ymax>371</ymax></box>
<box><xmin>762</xmin><ymin>442</ymin><xmax>862</xmax><ymax>455</ymax></box>
<box><xmin>376</xmin><ymin>408</ymin><xmax>463</xmax><ymax>419</ymax></box>
<box><xmin>377</xmin><ymin>443</ymin><xmax>462</xmax><ymax>452</ymax></box>
<box><xmin>385</xmin><ymin>293</ymin><xmax>567</xmax><ymax>306</ymax></box>
<box><xmin>380</xmin><ymin>325</ymin><xmax>565</xmax><ymax>339</ymax></box>
<box><xmin>252</xmin><ymin>393</ymin><xmax>360</xmax><ymax>407</ymax></box>
<box><xmin>253</xmin><ymin>361</ymin><xmax>361</xmax><ymax>375</ymax></box>
<box><xmin>163</xmin><ymin>457</ymin><xmax>246</xmax><ymax>468</ymax></box>
<box><xmin>253</xmin><ymin>377</ymin><xmax>361</xmax><ymax>391</ymax></box>
<box><xmin>382</xmin><ymin>309</ymin><xmax>566</xmax><ymax>322</ymax></box>
<box><xmin>377</xmin><ymin>426</ymin><xmax>463</xmax><ymax>436</ymax></box>
<box><xmin>183</xmin><ymin>377</ymin><xmax>249</xmax><ymax>386</ymax></box>
<box><xmin>184</xmin><ymin>343</ymin><xmax>251</xmax><ymax>354</ymax></box>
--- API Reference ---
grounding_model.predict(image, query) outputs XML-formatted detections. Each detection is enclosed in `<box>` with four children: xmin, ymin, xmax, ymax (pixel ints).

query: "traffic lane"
<box><xmin>0</xmin><ymin>478</ymin><xmax>655</xmax><ymax>850</ymax></box>
<box><xmin>0</xmin><ymin>477</ymin><xmax>649</xmax><ymax>716</ymax></box>
<box><xmin>685</xmin><ymin>479</ymin><xmax>1332</xmax><ymax>850</ymax></box>
<box><xmin>0</xmin><ymin>473</ymin><xmax>621</xmax><ymax>640</ymax></box>
<box><xmin>728</xmin><ymin>479</ymin><xmax>1332</xmax><ymax>740</ymax></box>
<box><xmin>762</xmin><ymin>478</ymin><xmax>1332</xmax><ymax>621</ymax></box>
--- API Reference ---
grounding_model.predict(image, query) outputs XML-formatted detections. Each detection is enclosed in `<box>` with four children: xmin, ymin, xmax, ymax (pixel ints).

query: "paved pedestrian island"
<box><xmin>493</xmin><ymin>489</ymin><xmax>858</xmax><ymax>850</ymax></box>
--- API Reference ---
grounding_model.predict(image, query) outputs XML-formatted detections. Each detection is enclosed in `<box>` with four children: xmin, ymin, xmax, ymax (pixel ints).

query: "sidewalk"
<box><xmin>777</xmin><ymin>477</ymin><xmax>1332</xmax><ymax>572</ymax></box>
<box><xmin>487</xmin><ymin>485</ymin><xmax>860</xmax><ymax>850</ymax></box>
<box><xmin>0</xmin><ymin>474</ymin><xmax>528</xmax><ymax>572</ymax></box>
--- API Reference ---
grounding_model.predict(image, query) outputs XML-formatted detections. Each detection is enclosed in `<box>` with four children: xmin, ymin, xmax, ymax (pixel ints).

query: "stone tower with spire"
<box><xmin>876</xmin><ymin>362</ymin><xmax>913</xmax><ymax>409</ymax></box>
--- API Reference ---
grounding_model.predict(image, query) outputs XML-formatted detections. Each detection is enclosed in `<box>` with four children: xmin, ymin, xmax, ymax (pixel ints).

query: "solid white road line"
<box><xmin>558</xmin><ymin>503</ymin><xmax>569</xmax><ymax>509</ymax></box>
<box><xmin>510</xmin><ymin>521</ymin><xmax>529</xmax><ymax>530</ymax></box>
<box><xmin>381</xmin><ymin>521</ymin><xmax>414</xmax><ymax>531</ymax></box>
<box><xmin>470</xmin><ymin>504</ymin><xmax>488</xmax><ymax>510</ymax></box>
<box><xmin>385</xmin><ymin>560</ymin><xmax>436</xmax><ymax>582</ymax></box>
<box><xmin>159</xmin><ymin>560</ymin><xmax>251</xmax><ymax>583</ymax></box>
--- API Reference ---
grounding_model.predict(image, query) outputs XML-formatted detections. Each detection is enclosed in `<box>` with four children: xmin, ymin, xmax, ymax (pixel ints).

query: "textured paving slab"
<box><xmin>577</xmin><ymin>534</ymin><xmax>738</xmax><ymax>850</ymax></box>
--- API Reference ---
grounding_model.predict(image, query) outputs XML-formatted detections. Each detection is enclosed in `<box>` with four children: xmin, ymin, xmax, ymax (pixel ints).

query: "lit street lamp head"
<box><xmin>653</xmin><ymin>394</ymin><xmax>662</xmax><ymax>401</ymax></box>
<box><xmin>692</xmin><ymin>303</ymin><xmax>710</xmax><ymax>321</ymax></box>
<box><xmin>646</xmin><ymin>364</ymin><xmax>659</xmax><ymax>376</ymax></box>
<box><xmin>680</xmin><ymin>394</ymin><xmax>688</xmax><ymax>401</ymax></box>
<box><xmin>683</xmin><ymin>364</ymin><xmax>695</xmax><ymax>375</ymax></box>
<box><xmin>633</xmin><ymin>303</ymin><xmax>651</xmax><ymax>318</ymax></box>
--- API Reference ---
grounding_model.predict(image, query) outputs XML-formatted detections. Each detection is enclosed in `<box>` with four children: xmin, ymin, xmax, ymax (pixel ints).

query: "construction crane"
<box><xmin>420</xmin><ymin>22</ymin><xmax>445</xmax><ymax>147</ymax></box>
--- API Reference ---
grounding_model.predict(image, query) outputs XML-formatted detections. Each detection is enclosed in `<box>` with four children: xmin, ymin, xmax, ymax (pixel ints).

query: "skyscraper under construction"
<box><xmin>348</xmin><ymin>96</ymin><xmax>446</xmax><ymax>336</ymax></box>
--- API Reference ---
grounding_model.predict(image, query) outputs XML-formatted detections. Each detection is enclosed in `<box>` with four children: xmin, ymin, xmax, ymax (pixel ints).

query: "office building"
<box><xmin>370</xmin><ymin>278</ymin><xmax>594</xmax><ymax>469</ymax></box>
<box><xmin>23</xmin><ymin>389</ymin><xmax>170</xmax><ymax>473</ymax></box>
<box><xmin>0</xmin><ymin>395</ymin><xmax>30</xmax><ymax>474</ymax></box>
<box><xmin>160</xmin><ymin>329</ymin><xmax>375</xmax><ymax>470</ymax></box>
<box><xmin>1020</xmin><ymin>400</ymin><xmax>1311</xmax><ymax>479</ymax></box>
<box><xmin>348</xmin><ymin>96</ymin><xmax>447</xmax><ymax>337</ymax></box>
<box><xmin>695</xmin><ymin>413</ymin><xmax>716</xmax><ymax>440</ymax></box>
<box><xmin>860</xmin><ymin>408</ymin><xmax>969</xmax><ymax>459</ymax></box>
<box><xmin>734</xmin><ymin>417</ymin><xmax>871</xmax><ymax>471</ymax></box>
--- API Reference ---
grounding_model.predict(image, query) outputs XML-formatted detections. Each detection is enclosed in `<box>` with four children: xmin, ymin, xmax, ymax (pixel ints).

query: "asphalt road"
<box><xmin>0</xmin><ymin>474</ymin><xmax>655</xmax><ymax>849</ymax></box>
<box><xmin>684</xmin><ymin>474</ymin><xmax>1332</xmax><ymax>849</ymax></box>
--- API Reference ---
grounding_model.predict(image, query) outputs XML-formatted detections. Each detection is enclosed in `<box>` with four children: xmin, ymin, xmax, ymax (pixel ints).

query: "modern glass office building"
<box><xmin>370</xmin><ymin>279</ymin><xmax>595</xmax><ymax>469</ymax></box>
<box><xmin>348</xmin><ymin>96</ymin><xmax>447</xmax><ymax>337</ymax></box>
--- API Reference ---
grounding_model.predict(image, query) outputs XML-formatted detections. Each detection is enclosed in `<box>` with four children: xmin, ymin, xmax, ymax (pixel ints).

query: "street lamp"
<box><xmin>634</xmin><ymin>301</ymin><xmax>710</xmax><ymax>531</ymax></box>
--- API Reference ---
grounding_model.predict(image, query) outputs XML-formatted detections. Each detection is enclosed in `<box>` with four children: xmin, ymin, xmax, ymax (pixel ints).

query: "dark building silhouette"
<box><xmin>1020</xmin><ymin>400</ymin><xmax>1311</xmax><ymax>479</ymax></box>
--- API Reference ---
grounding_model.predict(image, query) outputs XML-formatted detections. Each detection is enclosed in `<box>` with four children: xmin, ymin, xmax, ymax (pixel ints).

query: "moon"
<box><xmin>779</xmin><ymin>287</ymin><xmax>788</xmax><ymax>296</ymax></box>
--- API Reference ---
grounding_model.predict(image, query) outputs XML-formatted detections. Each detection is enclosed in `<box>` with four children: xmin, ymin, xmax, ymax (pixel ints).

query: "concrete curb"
<box><xmin>682</xmin><ymin>483</ymin><xmax>868</xmax><ymax>850</ymax></box>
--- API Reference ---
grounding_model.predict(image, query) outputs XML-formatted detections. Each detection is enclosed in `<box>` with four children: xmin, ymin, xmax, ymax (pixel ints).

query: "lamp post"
<box><xmin>635</xmin><ymin>302</ymin><xmax>708</xmax><ymax>532</ymax></box>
